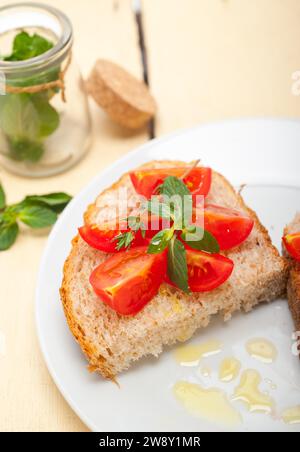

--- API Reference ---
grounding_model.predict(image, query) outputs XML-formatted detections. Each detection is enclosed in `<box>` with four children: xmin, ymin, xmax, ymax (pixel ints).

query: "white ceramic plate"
<box><xmin>36</xmin><ymin>119</ymin><xmax>300</xmax><ymax>432</ymax></box>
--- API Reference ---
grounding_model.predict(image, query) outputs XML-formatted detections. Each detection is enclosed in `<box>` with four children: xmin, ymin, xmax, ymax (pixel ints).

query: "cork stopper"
<box><xmin>86</xmin><ymin>59</ymin><xmax>157</xmax><ymax>129</ymax></box>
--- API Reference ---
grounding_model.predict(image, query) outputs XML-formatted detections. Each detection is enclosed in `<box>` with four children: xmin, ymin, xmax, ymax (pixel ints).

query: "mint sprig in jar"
<box><xmin>0</xmin><ymin>3</ymin><xmax>91</xmax><ymax>177</ymax></box>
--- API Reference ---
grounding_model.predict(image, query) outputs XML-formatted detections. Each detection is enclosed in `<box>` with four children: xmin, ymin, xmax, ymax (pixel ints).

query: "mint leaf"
<box><xmin>1</xmin><ymin>32</ymin><xmax>60</xmax><ymax>164</ymax></box>
<box><xmin>0</xmin><ymin>183</ymin><xmax>6</xmax><ymax>210</ymax></box>
<box><xmin>181</xmin><ymin>227</ymin><xmax>220</xmax><ymax>253</ymax></box>
<box><xmin>160</xmin><ymin>176</ymin><xmax>193</xmax><ymax>230</ymax></box>
<box><xmin>0</xmin><ymin>94</ymin><xmax>40</xmax><ymax>140</ymax></box>
<box><xmin>4</xmin><ymin>31</ymin><xmax>53</xmax><ymax>61</ymax></box>
<box><xmin>0</xmin><ymin>222</ymin><xmax>19</xmax><ymax>250</ymax></box>
<box><xmin>24</xmin><ymin>192</ymin><xmax>72</xmax><ymax>213</ymax></box>
<box><xmin>0</xmin><ymin>92</ymin><xmax>59</xmax><ymax>138</ymax></box>
<box><xmin>144</xmin><ymin>200</ymin><xmax>171</xmax><ymax>220</ymax></box>
<box><xmin>0</xmin><ymin>92</ymin><xmax>60</xmax><ymax>162</ymax></box>
<box><xmin>8</xmin><ymin>137</ymin><xmax>44</xmax><ymax>162</ymax></box>
<box><xmin>167</xmin><ymin>237</ymin><xmax>189</xmax><ymax>293</ymax></box>
<box><xmin>170</xmin><ymin>193</ymin><xmax>193</xmax><ymax>230</ymax></box>
<box><xmin>161</xmin><ymin>176</ymin><xmax>191</xmax><ymax>198</ymax></box>
<box><xmin>148</xmin><ymin>229</ymin><xmax>174</xmax><ymax>254</ymax></box>
<box><xmin>1</xmin><ymin>205</ymin><xmax>19</xmax><ymax>223</ymax></box>
<box><xmin>19</xmin><ymin>205</ymin><xmax>57</xmax><ymax>229</ymax></box>
<box><xmin>31</xmin><ymin>94</ymin><xmax>60</xmax><ymax>138</ymax></box>
<box><xmin>8</xmin><ymin>66</ymin><xmax>60</xmax><ymax>89</ymax></box>
<box><xmin>0</xmin><ymin>188</ymin><xmax>71</xmax><ymax>251</ymax></box>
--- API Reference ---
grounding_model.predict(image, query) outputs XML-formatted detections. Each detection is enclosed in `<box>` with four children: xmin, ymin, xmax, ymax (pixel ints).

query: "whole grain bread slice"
<box><xmin>60</xmin><ymin>160</ymin><xmax>288</xmax><ymax>379</ymax></box>
<box><xmin>284</xmin><ymin>214</ymin><xmax>300</xmax><ymax>334</ymax></box>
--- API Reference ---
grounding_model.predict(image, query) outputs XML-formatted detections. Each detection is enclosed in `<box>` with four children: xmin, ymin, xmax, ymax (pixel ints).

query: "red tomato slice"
<box><xmin>130</xmin><ymin>167</ymin><xmax>212</xmax><ymax>199</ymax></box>
<box><xmin>187</xmin><ymin>250</ymin><xmax>234</xmax><ymax>292</ymax></box>
<box><xmin>165</xmin><ymin>250</ymin><xmax>234</xmax><ymax>292</ymax></box>
<box><xmin>191</xmin><ymin>204</ymin><xmax>254</xmax><ymax>250</ymax></box>
<box><xmin>283</xmin><ymin>233</ymin><xmax>300</xmax><ymax>261</ymax></box>
<box><xmin>79</xmin><ymin>221</ymin><xmax>145</xmax><ymax>253</ymax></box>
<box><xmin>90</xmin><ymin>247</ymin><xmax>167</xmax><ymax>315</ymax></box>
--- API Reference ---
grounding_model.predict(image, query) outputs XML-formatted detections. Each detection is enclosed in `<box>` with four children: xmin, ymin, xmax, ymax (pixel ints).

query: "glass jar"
<box><xmin>0</xmin><ymin>2</ymin><xmax>92</xmax><ymax>177</ymax></box>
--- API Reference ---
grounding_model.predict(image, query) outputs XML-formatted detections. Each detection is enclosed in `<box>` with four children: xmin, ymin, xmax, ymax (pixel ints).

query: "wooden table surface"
<box><xmin>1</xmin><ymin>0</ymin><xmax>300</xmax><ymax>432</ymax></box>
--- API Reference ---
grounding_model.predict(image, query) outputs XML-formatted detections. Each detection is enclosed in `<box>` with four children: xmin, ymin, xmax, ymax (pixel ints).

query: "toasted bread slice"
<box><xmin>60</xmin><ymin>161</ymin><xmax>288</xmax><ymax>379</ymax></box>
<box><xmin>284</xmin><ymin>214</ymin><xmax>300</xmax><ymax>333</ymax></box>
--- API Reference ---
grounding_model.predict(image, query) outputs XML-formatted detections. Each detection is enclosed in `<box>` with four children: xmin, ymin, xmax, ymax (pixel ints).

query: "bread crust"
<box><xmin>284</xmin><ymin>217</ymin><xmax>300</xmax><ymax>335</ymax></box>
<box><xmin>61</xmin><ymin>160</ymin><xmax>288</xmax><ymax>379</ymax></box>
<box><xmin>287</xmin><ymin>263</ymin><xmax>300</xmax><ymax>333</ymax></box>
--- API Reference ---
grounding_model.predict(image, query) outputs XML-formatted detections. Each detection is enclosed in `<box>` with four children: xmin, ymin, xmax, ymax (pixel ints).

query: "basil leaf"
<box><xmin>167</xmin><ymin>237</ymin><xmax>189</xmax><ymax>293</ymax></box>
<box><xmin>19</xmin><ymin>205</ymin><xmax>57</xmax><ymax>229</ymax></box>
<box><xmin>161</xmin><ymin>176</ymin><xmax>191</xmax><ymax>198</ymax></box>
<box><xmin>145</xmin><ymin>200</ymin><xmax>171</xmax><ymax>219</ymax></box>
<box><xmin>148</xmin><ymin>228</ymin><xmax>174</xmax><ymax>254</ymax></box>
<box><xmin>181</xmin><ymin>227</ymin><xmax>220</xmax><ymax>253</ymax></box>
<box><xmin>0</xmin><ymin>222</ymin><xmax>19</xmax><ymax>251</ymax></box>
<box><xmin>24</xmin><ymin>192</ymin><xmax>72</xmax><ymax>213</ymax></box>
<box><xmin>0</xmin><ymin>183</ymin><xmax>6</xmax><ymax>210</ymax></box>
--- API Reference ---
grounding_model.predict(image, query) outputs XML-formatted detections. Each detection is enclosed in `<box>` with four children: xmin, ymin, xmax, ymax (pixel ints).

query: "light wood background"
<box><xmin>0</xmin><ymin>0</ymin><xmax>300</xmax><ymax>432</ymax></box>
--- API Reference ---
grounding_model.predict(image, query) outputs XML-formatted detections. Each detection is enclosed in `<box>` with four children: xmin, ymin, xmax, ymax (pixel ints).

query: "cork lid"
<box><xmin>86</xmin><ymin>59</ymin><xmax>157</xmax><ymax>129</ymax></box>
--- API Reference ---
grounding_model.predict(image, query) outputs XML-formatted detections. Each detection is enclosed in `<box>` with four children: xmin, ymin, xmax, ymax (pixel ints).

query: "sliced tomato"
<box><xmin>79</xmin><ymin>221</ymin><xmax>145</xmax><ymax>253</ymax></box>
<box><xmin>283</xmin><ymin>233</ymin><xmax>300</xmax><ymax>261</ymax></box>
<box><xmin>130</xmin><ymin>167</ymin><xmax>212</xmax><ymax>199</ymax></box>
<box><xmin>165</xmin><ymin>250</ymin><xmax>234</xmax><ymax>292</ymax></box>
<box><xmin>90</xmin><ymin>247</ymin><xmax>167</xmax><ymax>315</ymax></box>
<box><xmin>191</xmin><ymin>204</ymin><xmax>254</xmax><ymax>250</ymax></box>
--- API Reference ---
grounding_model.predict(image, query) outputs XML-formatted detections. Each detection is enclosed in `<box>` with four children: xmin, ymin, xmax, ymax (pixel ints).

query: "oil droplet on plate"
<box><xmin>174</xmin><ymin>340</ymin><xmax>222</xmax><ymax>366</ymax></box>
<box><xmin>246</xmin><ymin>338</ymin><xmax>277</xmax><ymax>363</ymax></box>
<box><xmin>233</xmin><ymin>369</ymin><xmax>275</xmax><ymax>414</ymax></box>
<box><xmin>282</xmin><ymin>406</ymin><xmax>300</xmax><ymax>425</ymax></box>
<box><xmin>173</xmin><ymin>381</ymin><xmax>242</xmax><ymax>427</ymax></box>
<box><xmin>219</xmin><ymin>357</ymin><xmax>241</xmax><ymax>383</ymax></box>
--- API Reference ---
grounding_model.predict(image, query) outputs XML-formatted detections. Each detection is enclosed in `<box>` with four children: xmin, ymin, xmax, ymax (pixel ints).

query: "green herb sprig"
<box><xmin>0</xmin><ymin>182</ymin><xmax>71</xmax><ymax>251</ymax></box>
<box><xmin>115</xmin><ymin>175</ymin><xmax>220</xmax><ymax>293</ymax></box>
<box><xmin>0</xmin><ymin>32</ymin><xmax>60</xmax><ymax>162</ymax></box>
<box><xmin>113</xmin><ymin>216</ymin><xmax>147</xmax><ymax>251</ymax></box>
<box><xmin>113</xmin><ymin>231</ymin><xmax>135</xmax><ymax>251</ymax></box>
